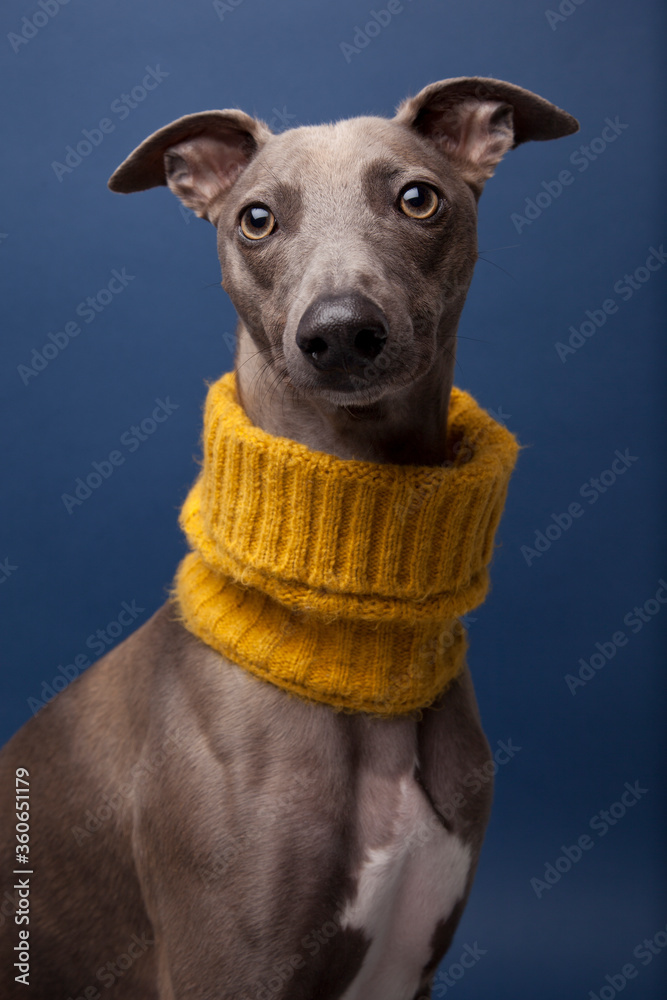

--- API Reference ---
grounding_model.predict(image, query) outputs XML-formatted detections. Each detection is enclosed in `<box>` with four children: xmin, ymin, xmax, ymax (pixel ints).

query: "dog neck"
<box><xmin>172</xmin><ymin>371</ymin><xmax>519</xmax><ymax>715</ymax></box>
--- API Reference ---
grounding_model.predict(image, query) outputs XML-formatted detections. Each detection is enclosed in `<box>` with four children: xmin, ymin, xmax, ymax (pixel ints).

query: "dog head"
<box><xmin>109</xmin><ymin>78</ymin><xmax>577</xmax><ymax>413</ymax></box>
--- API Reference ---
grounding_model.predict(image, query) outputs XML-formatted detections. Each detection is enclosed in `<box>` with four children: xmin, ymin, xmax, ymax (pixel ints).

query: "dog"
<box><xmin>0</xmin><ymin>77</ymin><xmax>577</xmax><ymax>999</ymax></box>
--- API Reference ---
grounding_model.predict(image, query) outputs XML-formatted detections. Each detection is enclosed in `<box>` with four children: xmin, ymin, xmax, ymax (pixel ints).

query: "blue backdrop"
<box><xmin>1</xmin><ymin>0</ymin><xmax>665</xmax><ymax>996</ymax></box>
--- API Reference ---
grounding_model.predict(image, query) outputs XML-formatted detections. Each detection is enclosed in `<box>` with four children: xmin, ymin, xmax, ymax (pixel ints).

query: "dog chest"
<box><xmin>338</xmin><ymin>762</ymin><xmax>472</xmax><ymax>1000</ymax></box>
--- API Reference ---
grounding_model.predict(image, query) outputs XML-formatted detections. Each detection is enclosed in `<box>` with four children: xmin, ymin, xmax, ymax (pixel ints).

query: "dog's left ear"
<box><xmin>395</xmin><ymin>76</ymin><xmax>578</xmax><ymax>196</ymax></box>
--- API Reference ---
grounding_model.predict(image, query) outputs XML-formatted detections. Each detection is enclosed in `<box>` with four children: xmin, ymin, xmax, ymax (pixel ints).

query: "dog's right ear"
<box><xmin>108</xmin><ymin>110</ymin><xmax>272</xmax><ymax>223</ymax></box>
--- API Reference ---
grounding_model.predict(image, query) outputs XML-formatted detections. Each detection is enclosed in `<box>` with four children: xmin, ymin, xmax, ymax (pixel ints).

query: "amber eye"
<box><xmin>239</xmin><ymin>205</ymin><xmax>276</xmax><ymax>240</ymax></box>
<box><xmin>398</xmin><ymin>184</ymin><xmax>440</xmax><ymax>219</ymax></box>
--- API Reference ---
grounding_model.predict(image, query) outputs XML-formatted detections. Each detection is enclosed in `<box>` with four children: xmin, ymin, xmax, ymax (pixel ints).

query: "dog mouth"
<box><xmin>288</xmin><ymin>367</ymin><xmax>411</xmax><ymax>409</ymax></box>
<box><xmin>339</xmin><ymin>399</ymin><xmax>385</xmax><ymax>418</ymax></box>
<box><xmin>285</xmin><ymin>335</ymin><xmax>424</xmax><ymax>406</ymax></box>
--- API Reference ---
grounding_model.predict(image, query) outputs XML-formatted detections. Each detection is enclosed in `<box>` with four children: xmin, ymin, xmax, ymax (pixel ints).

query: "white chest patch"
<box><xmin>339</xmin><ymin>769</ymin><xmax>471</xmax><ymax>1000</ymax></box>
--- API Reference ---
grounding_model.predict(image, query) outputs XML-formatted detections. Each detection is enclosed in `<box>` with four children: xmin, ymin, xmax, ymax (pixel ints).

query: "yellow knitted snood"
<box><xmin>173</xmin><ymin>372</ymin><xmax>519</xmax><ymax>716</ymax></box>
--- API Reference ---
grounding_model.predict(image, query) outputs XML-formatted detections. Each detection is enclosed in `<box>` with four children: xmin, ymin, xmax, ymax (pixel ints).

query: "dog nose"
<box><xmin>295</xmin><ymin>294</ymin><xmax>388</xmax><ymax>375</ymax></box>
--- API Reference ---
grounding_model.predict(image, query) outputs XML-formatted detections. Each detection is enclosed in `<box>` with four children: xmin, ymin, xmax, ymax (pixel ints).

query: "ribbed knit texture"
<box><xmin>173</xmin><ymin>372</ymin><xmax>519</xmax><ymax>715</ymax></box>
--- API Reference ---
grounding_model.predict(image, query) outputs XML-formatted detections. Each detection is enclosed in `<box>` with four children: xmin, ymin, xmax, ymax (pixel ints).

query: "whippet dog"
<box><xmin>0</xmin><ymin>77</ymin><xmax>577</xmax><ymax>999</ymax></box>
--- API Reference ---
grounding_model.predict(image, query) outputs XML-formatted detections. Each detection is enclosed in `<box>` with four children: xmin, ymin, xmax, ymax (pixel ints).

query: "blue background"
<box><xmin>1</xmin><ymin>0</ymin><xmax>665</xmax><ymax>996</ymax></box>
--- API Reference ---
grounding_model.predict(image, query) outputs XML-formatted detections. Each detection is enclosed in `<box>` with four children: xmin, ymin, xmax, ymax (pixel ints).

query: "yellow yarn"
<box><xmin>173</xmin><ymin>372</ymin><xmax>519</xmax><ymax>715</ymax></box>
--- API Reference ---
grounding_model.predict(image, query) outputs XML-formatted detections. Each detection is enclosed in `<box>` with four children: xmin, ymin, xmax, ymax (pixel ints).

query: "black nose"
<box><xmin>295</xmin><ymin>294</ymin><xmax>388</xmax><ymax>375</ymax></box>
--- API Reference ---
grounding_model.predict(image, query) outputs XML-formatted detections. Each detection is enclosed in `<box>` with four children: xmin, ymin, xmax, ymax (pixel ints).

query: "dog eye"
<box><xmin>398</xmin><ymin>184</ymin><xmax>440</xmax><ymax>219</ymax></box>
<box><xmin>239</xmin><ymin>205</ymin><xmax>276</xmax><ymax>240</ymax></box>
